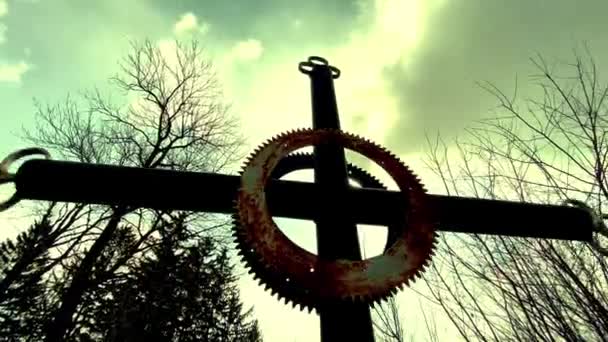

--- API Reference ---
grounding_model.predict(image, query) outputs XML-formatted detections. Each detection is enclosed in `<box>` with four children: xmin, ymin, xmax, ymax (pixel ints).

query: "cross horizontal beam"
<box><xmin>11</xmin><ymin>159</ymin><xmax>593</xmax><ymax>242</ymax></box>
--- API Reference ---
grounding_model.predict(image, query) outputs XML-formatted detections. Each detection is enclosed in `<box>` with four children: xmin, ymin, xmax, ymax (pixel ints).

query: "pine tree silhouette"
<box><xmin>0</xmin><ymin>217</ymin><xmax>54</xmax><ymax>340</ymax></box>
<box><xmin>76</xmin><ymin>213</ymin><xmax>263</xmax><ymax>341</ymax></box>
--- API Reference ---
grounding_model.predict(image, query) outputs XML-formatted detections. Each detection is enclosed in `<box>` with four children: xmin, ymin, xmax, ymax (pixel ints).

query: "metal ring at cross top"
<box><xmin>298</xmin><ymin>56</ymin><xmax>341</xmax><ymax>79</ymax></box>
<box><xmin>233</xmin><ymin>128</ymin><xmax>437</xmax><ymax>311</ymax></box>
<box><xmin>0</xmin><ymin>147</ymin><xmax>51</xmax><ymax>212</ymax></box>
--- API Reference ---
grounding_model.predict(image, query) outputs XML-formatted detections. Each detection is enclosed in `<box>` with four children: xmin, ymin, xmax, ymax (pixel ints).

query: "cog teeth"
<box><xmin>374</xmin><ymin>296</ymin><xmax>389</xmax><ymax>307</ymax></box>
<box><xmin>423</xmin><ymin>256</ymin><xmax>432</xmax><ymax>266</ymax></box>
<box><xmin>232</xmin><ymin>128</ymin><xmax>436</xmax><ymax>312</ymax></box>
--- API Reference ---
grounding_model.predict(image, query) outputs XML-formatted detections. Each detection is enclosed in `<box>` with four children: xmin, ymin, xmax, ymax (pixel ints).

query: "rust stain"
<box><xmin>233</xmin><ymin>128</ymin><xmax>438</xmax><ymax>311</ymax></box>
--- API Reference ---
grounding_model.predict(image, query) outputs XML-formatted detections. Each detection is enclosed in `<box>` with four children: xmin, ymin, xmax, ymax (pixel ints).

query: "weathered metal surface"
<box><xmin>4</xmin><ymin>157</ymin><xmax>594</xmax><ymax>241</ymax></box>
<box><xmin>233</xmin><ymin>128</ymin><xmax>437</xmax><ymax>312</ymax></box>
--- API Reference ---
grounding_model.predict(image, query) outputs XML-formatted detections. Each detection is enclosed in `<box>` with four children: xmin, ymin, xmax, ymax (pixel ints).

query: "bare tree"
<box><xmin>421</xmin><ymin>46</ymin><xmax>608</xmax><ymax>341</ymax></box>
<box><xmin>372</xmin><ymin>294</ymin><xmax>441</xmax><ymax>342</ymax></box>
<box><xmin>13</xmin><ymin>39</ymin><xmax>246</xmax><ymax>341</ymax></box>
<box><xmin>364</xmin><ymin>234</ymin><xmax>440</xmax><ymax>342</ymax></box>
<box><xmin>373</xmin><ymin>296</ymin><xmax>405</xmax><ymax>342</ymax></box>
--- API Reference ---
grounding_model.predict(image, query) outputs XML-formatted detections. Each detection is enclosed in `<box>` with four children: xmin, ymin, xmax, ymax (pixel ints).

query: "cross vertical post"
<box><xmin>299</xmin><ymin>57</ymin><xmax>376</xmax><ymax>342</ymax></box>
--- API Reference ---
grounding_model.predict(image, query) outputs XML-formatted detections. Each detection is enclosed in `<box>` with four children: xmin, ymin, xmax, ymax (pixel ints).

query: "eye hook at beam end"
<box><xmin>0</xmin><ymin>147</ymin><xmax>51</xmax><ymax>212</ymax></box>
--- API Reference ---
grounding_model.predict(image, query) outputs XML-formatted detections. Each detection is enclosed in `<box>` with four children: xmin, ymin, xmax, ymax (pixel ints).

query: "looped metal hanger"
<box><xmin>298</xmin><ymin>56</ymin><xmax>341</xmax><ymax>79</ymax></box>
<box><xmin>0</xmin><ymin>147</ymin><xmax>51</xmax><ymax>212</ymax></box>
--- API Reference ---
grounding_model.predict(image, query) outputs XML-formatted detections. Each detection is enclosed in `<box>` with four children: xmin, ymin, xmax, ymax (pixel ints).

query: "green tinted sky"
<box><xmin>0</xmin><ymin>0</ymin><xmax>607</xmax><ymax>340</ymax></box>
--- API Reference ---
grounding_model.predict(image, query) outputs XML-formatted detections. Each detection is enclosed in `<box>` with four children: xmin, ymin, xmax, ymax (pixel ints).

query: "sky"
<box><xmin>0</xmin><ymin>0</ymin><xmax>607</xmax><ymax>341</ymax></box>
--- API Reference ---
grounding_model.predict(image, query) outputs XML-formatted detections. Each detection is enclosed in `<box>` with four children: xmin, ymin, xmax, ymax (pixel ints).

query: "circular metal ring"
<box><xmin>307</xmin><ymin>56</ymin><xmax>329</xmax><ymax>66</ymax></box>
<box><xmin>298</xmin><ymin>61</ymin><xmax>314</xmax><ymax>74</ymax></box>
<box><xmin>233</xmin><ymin>129</ymin><xmax>437</xmax><ymax>311</ymax></box>
<box><xmin>329</xmin><ymin>65</ymin><xmax>341</xmax><ymax>79</ymax></box>
<box><xmin>238</xmin><ymin>152</ymin><xmax>401</xmax><ymax>312</ymax></box>
<box><xmin>0</xmin><ymin>147</ymin><xmax>51</xmax><ymax>212</ymax></box>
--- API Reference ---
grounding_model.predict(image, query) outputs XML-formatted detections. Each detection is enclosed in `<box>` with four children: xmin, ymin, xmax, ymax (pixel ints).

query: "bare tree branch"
<box><xmin>422</xmin><ymin>47</ymin><xmax>608</xmax><ymax>341</ymax></box>
<box><xmin>14</xmin><ymin>38</ymin><xmax>246</xmax><ymax>341</ymax></box>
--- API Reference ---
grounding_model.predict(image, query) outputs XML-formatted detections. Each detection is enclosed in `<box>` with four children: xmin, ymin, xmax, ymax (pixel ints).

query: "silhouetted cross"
<box><xmin>0</xmin><ymin>56</ymin><xmax>595</xmax><ymax>342</ymax></box>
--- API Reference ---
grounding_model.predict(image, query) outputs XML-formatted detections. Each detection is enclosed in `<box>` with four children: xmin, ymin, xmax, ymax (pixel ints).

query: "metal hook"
<box><xmin>0</xmin><ymin>147</ymin><xmax>51</xmax><ymax>212</ymax></box>
<box><xmin>562</xmin><ymin>199</ymin><xmax>607</xmax><ymax>232</ymax></box>
<box><xmin>562</xmin><ymin>198</ymin><xmax>608</xmax><ymax>254</ymax></box>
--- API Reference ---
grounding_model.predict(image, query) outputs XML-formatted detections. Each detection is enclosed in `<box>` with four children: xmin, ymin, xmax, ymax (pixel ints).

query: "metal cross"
<box><xmin>0</xmin><ymin>56</ymin><xmax>595</xmax><ymax>342</ymax></box>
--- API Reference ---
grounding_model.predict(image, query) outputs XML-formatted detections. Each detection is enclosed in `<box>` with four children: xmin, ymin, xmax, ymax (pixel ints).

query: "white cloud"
<box><xmin>173</xmin><ymin>12</ymin><xmax>209</xmax><ymax>36</ymax></box>
<box><xmin>174</xmin><ymin>12</ymin><xmax>197</xmax><ymax>34</ymax></box>
<box><xmin>0</xmin><ymin>61</ymin><xmax>32</xmax><ymax>83</ymax></box>
<box><xmin>231</xmin><ymin>39</ymin><xmax>263</xmax><ymax>62</ymax></box>
<box><xmin>315</xmin><ymin>0</ymin><xmax>446</xmax><ymax>147</ymax></box>
<box><xmin>0</xmin><ymin>1</ymin><xmax>7</xmax><ymax>17</ymax></box>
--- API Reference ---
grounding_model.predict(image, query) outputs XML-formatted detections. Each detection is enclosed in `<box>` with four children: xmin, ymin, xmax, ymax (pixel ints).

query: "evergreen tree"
<box><xmin>81</xmin><ymin>213</ymin><xmax>262</xmax><ymax>342</ymax></box>
<box><xmin>0</xmin><ymin>217</ymin><xmax>54</xmax><ymax>341</ymax></box>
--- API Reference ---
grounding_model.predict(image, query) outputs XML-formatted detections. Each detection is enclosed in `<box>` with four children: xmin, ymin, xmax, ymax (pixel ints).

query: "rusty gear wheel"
<box><xmin>232</xmin><ymin>129</ymin><xmax>437</xmax><ymax>312</ymax></box>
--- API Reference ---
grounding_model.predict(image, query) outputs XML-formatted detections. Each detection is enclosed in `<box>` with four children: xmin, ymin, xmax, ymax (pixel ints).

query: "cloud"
<box><xmin>174</xmin><ymin>12</ymin><xmax>196</xmax><ymax>34</ymax></box>
<box><xmin>381</xmin><ymin>0</ymin><xmax>608</xmax><ymax>155</ymax></box>
<box><xmin>173</xmin><ymin>12</ymin><xmax>209</xmax><ymax>36</ymax></box>
<box><xmin>231</xmin><ymin>39</ymin><xmax>263</xmax><ymax>62</ymax></box>
<box><xmin>0</xmin><ymin>1</ymin><xmax>7</xmax><ymax>17</ymax></box>
<box><xmin>311</xmin><ymin>0</ymin><xmax>442</xmax><ymax>151</ymax></box>
<box><xmin>0</xmin><ymin>61</ymin><xmax>32</xmax><ymax>83</ymax></box>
